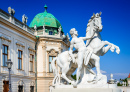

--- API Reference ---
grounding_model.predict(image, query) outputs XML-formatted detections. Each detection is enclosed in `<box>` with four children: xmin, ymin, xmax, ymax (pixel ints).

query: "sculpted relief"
<box><xmin>51</xmin><ymin>12</ymin><xmax>120</xmax><ymax>87</ymax></box>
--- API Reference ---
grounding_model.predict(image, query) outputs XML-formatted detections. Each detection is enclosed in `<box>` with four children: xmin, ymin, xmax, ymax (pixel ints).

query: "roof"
<box><xmin>29</xmin><ymin>5</ymin><xmax>63</xmax><ymax>32</ymax></box>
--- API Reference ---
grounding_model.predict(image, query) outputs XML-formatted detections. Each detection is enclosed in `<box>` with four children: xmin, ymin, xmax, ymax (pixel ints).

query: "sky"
<box><xmin>0</xmin><ymin>0</ymin><xmax>130</xmax><ymax>80</ymax></box>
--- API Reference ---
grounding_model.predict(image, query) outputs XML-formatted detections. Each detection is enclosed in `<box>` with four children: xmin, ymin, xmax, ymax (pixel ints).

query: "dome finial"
<box><xmin>44</xmin><ymin>4</ymin><xmax>47</xmax><ymax>12</ymax></box>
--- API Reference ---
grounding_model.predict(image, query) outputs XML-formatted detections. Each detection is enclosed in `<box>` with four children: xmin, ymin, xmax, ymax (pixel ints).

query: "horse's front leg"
<box><xmin>93</xmin><ymin>41</ymin><xmax>112</xmax><ymax>54</ymax></box>
<box><xmin>103</xmin><ymin>41</ymin><xmax>120</xmax><ymax>54</ymax></box>
<box><xmin>110</xmin><ymin>44</ymin><xmax>120</xmax><ymax>54</ymax></box>
<box><xmin>61</xmin><ymin>63</ymin><xmax>76</xmax><ymax>86</ymax></box>
<box><xmin>101</xmin><ymin>45</ymin><xmax>111</xmax><ymax>56</ymax></box>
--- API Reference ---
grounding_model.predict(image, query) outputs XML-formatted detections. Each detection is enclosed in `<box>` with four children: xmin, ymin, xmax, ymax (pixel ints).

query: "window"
<box><xmin>49</xmin><ymin>56</ymin><xmax>55</xmax><ymax>72</ymax></box>
<box><xmin>2</xmin><ymin>45</ymin><xmax>8</xmax><ymax>66</ymax></box>
<box><xmin>30</xmin><ymin>86</ymin><xmax>34</xmax><ymax>92</ymax></box>
<box><xmin>49</xmin><ymin>31</ymin><xmax>53</xmax><ymax>35</ymax></box>
<box><xmin>18</xmin><ymin>85</ymin><xmax>23</xmax><ymax>92</ymax></box>
<box><xmin>18</xmin><ymin>50</ymin><xmax>22</xmax><ymax>69</ymax></box>
<box><xmin>30</xmin><ymin>55</ymin><xmax>34</xmax><ymax>72</ymax></box>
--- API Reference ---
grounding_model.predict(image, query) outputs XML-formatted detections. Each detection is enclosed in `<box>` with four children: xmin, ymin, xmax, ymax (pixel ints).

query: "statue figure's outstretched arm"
<box><xmin>80</xmin><ymin>30</ymin><xmax>95</xmax><ymax>41</ymax></box>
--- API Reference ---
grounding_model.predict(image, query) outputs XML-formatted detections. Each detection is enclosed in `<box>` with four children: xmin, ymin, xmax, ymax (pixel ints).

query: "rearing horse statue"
<box><xmin>79</xmin><ymin>12</ymin><xmax>120</xmax><ymax>85</ymax></box>
<box><xmin>86</xmin><ymin>12</ymin><xmax>120</xmax><ymax>56</ymax></box>
<box><xmin>51</xmin><ymin>12</ymin><xmax>120</xmax><ymax>86</ymax></box>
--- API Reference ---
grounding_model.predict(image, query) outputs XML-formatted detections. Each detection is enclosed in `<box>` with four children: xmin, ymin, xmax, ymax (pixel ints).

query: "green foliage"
<box><xmin>71</xmin><ymin>74</ymin><xmax>76</xmax><ymax>80</ymax></box>
<box><xmin>71</xmin><ymin>74</ymin><xmax>80</xmax><ymax>80</ymax></box>
<box><xmin>117</xmin><ymin>82</ymin><xmax>123</xmax><ymax>86</ymax></box>
<box><xmin>118</xmin><ymin>78</ymin><xmax>128</xmax><ymax>86</ymax></box>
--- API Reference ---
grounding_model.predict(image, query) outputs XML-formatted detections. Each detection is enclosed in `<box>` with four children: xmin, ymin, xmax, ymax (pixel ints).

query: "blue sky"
<box><xmin>0</xmin><ymin>0</ymin><xmax>130</xmax><ymax>80</ymax></box>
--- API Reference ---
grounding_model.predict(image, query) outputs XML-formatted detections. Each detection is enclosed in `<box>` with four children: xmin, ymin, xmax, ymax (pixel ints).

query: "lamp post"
<box><xmin>6</xmin><ymin>59</ymin><xmax>13</xmax><ymax>92</ymax></box>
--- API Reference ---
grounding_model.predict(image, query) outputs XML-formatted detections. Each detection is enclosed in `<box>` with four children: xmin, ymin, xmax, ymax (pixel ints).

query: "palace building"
<box><xmin>127</xmin><ymin>73</ymin><xmax>130</xmax><ymax>85</ymax></box>
<box><xmin>0</xmin><ymin>5</ymin><xmax>70</xmax><ymax>92</ymax></box>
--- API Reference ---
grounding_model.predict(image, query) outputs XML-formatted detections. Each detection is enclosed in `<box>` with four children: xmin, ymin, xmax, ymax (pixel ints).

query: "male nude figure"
<box><xmin>69</xmin><ymin>28</ymin><xmax>102</xmax><ymax>84</ymax></box>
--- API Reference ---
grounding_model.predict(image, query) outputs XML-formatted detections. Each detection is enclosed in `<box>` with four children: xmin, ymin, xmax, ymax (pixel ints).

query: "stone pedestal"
<box><xmin>50</xmin><ymin>84</ymin><xmax>121</xmax><ymax>92</ymax></box>
<box><xmin>51</xmin><ymin>88</ymin><xmax>121</xmax><ymax>92</ymax></box>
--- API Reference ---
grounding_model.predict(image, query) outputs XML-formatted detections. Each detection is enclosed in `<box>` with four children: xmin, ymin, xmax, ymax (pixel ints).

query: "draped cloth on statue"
<box><xmin>84</xmin><ymin>48</ymin><xmax>93</xmax><ymax>66</ymax></box>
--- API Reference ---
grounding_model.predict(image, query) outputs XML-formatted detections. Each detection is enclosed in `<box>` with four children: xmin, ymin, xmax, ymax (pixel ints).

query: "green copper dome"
<box><xmin>29</xmin><ymin>5</ymin><xmax>63</xmax><ymax>32</ymax></box>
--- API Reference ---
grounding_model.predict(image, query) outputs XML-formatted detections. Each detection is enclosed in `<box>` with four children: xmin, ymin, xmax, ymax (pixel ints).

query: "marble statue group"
<box><xmin>51</xmin><ymin>12</ymin><xmax>120</xmax><ymax>87</ymax></box>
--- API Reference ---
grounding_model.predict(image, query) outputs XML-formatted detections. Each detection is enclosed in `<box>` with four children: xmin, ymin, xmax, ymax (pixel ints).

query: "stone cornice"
<box><xmin>28</xmin><ymin>47</ymin><xmax>36</xmax><ymax>52</ymax></box>
<box><xmin>0</xmin><ymin>17</ymin><xmax>36</xmax><ymax>42</ymax></box>
<box><xmin>39</xmin><ymin>37</ymin><xmax>70</xmax><ymax>48</ymax></box>
<box><xmin>58</xmin><ymin>47</ymin><xmax>63</xmax><ymax>50</ymax></box>
<box><xmin>16</xmin><ymin>42</ymin><xmax>25</xmax><ymax>47</ymax></box>
<box><xmin>0</xmin><ymin>73</ymin><xmax>36</xmax><ymax>79</ymax></box>
<box><xmin>0</xmin><ymin>35</ymin><xmax>11</xmax><ymax>42</ymax></box>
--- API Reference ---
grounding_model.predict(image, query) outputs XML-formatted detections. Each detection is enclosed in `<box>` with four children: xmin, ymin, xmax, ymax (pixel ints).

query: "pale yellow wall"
<box><xmin>37</xmin><ymin>77</ymin><xmax>53</xmax><ymax>92</ymax></box>
<box><xmin>37</xmin><ymin>37</ymin><xmax>69</xmax><ymax>92</ymax></box>
<box><xmin>127</xmin><ymin>79</ymin><xmax>130</xmax><ymax>84</ymax></box>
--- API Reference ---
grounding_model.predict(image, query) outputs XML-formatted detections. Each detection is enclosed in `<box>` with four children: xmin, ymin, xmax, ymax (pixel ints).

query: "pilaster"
<box><xmin>0</xmin><ymin>38</ymin><xmax>1</xmax><ymax>71</ymax></box>
<box><xmin>42</xmin><ymin>43</ymin><xmax>46</xmax><ymax>73</ymax></box>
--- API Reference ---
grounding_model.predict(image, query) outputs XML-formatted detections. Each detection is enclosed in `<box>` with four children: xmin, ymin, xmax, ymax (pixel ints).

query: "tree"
<box><xmin>117</xmin><ymin>78</ymin><xmax>128</xmax><ymax>86</ymax></box>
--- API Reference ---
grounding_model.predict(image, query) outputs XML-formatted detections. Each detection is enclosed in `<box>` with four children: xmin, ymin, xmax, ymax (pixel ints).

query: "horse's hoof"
<box><xmin>71</xmin><ymin>81</ymin><xmax>77</xmax><ymax>88</ymax></box>
<box><xmin>93</xmin><ymin>74</ymin><xmax>102</xmax><ymax>81</ymax></box>
<box><xmin>73</xmin><ymin>83</ymin><xmax>77</xmax><ymax>88</ymax></box>
<box><xmin>116</xmin><ymin>49</ymin><xmax>120</xmax><ymax>54</ymax></box>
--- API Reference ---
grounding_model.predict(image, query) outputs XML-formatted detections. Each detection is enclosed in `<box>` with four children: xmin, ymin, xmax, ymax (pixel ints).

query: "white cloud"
<box><xmin>72</xmin><ymin>69</ymin><xmax>129</xmax><ymax>81</ymax></box>
<box><xmin>113</xmin><ymin>73</ymin><xmax>129</xmax><ymax>77</ymax></box>
<box><xmin>93</xmin><ymin>69</ymin><xmax>107</xmax><ymax>74</ymax></box>
<box><xmin>100</xmin><ymin>70</ymin><xmax>107</xmax><ymax>73</ymax></box>
<box><xmin>106</xmin><ymin>73</ymin><xmax>129</xmax><ymax>80</ymax></box>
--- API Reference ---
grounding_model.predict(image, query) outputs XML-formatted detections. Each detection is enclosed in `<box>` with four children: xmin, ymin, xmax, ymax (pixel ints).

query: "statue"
<box><xmin>58</xmin><ymin>26</ymin><xmax>62</xmax><ymax>32</ymax></box>
<box><xmin>51</xmin><ymin>12</ymin><xmax>120</xmax><ymax>87</ymax></box>
<box><xmin>78</xmin><ymin>12</ymin><xmax>120</xmax><ymax>85</ymax></box>
<box><xmin>22</xmin><ymin>14</ymin><xmax>28</xmax><ymax>24</ymax></box>
<box><xmin>8</xmin><ymin>7</ymin><xmax>15</xmax><ymax>23</ymax></box>
<box><xmin>43</xmin><ymin>24</ymin><xmax>45</xmax><ymax>35</ymax></box>
<box><xmin>8</xmin><ymin>7</ymin><xmax>15</xmax><ymax>16</ymax></box>
<box><xmin>58</xmin><ymin>26</ymin><xmax>62</xmax><ymax>37</ymax></box>
<box><xmin>69</xmin><ymin>28</ymin><xmax>103</xmax><ymax>85</ymax></box>
<box><xmin>43</xmin><ymin>24</ymin><xmax>45</xmax><ymax>31</ymax></box>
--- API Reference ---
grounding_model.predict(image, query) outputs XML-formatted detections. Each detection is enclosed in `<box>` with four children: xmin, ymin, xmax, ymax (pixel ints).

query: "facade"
<box><xmin>127</xmin><ymin>73</ymin><xmax>130</xmax><ymax>85</ymax></box>
<box><xmin>0</xmin><ymin>5</ymin><xmax>69</xmax><ymax>92</ymax></box>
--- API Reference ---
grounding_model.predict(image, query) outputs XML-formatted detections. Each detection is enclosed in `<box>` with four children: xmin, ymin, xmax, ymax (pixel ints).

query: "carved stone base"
<box><xmin>50</xmin><ymin>88</ymin><xmax>121</xmax><ymax>92</ymax></box>
<box><xmin>50</xmin><ymin>84</ymin><xmax>121</xmax><ymax>92</ymax></box>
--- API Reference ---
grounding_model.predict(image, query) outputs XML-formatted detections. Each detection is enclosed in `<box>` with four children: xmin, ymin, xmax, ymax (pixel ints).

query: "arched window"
<box><xmin>30</xmin><ymin>81</ymin><xmax>35</xmax><ymax>92</ymax></box>
<box><xmin>49</xmin><ymin>31</ymin><xmax>53</xmax><ymax>35</ymax></box>
<box><xmin>47</xmin><ymin>49</ymin><xmax>58</xmax><ymax>73</ymax></box>
<box><xmin>49</xmin><ymin>56</ymin><xmax>56</xmax><ymax>72</ymax></box>
<box><xmin>18</xmin><ymin>79</ymin><xmax>24</xmax><ymax>92</ymax></box>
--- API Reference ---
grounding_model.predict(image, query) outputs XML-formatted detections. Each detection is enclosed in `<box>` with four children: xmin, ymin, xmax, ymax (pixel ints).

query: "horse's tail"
<box><xmin>51</xmin><ymin>57</ymin><xmax>58</xmax><ymax>76</ymax></box>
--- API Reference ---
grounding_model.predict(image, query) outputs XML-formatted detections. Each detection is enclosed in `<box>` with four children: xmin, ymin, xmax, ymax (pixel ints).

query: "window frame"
<box><xmin>30</xmin><ymin>86</ymin><xmax>34</xmax><ymax>92</ymax></box>
<box><xmin>18</xmin><ymin>50</ymin><xmax>23</xmax><ymax>70</ymax></box>
<box><xmin>49</xmin><ymin>31</ymin><xmax>53</xmax><ymax>35</ymax></box>
<box><xmin>2</xmin><ymin>44</ymin><xmax>8</xmax><ymax>67</ymax></box>
<box><xmin>18</xmin><ymin>85</ymin><xmax>23</xmax><ymax>92</ymax></box>
<box><xmin>30</xmin><ymin>54</ymin><xmax>34</xmax><ymax>72</ymax></box>
<box><xmin>49</xmin><ymin>56</ymin><xmax>56</xmax><ymax>73</ymax></box>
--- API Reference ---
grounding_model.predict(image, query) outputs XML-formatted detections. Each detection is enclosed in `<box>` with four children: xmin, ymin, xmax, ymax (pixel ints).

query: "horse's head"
<box><xmin>89</xmin><ymin>12</ymin><xmax>103</xmax><ymax>32</ymax></box>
